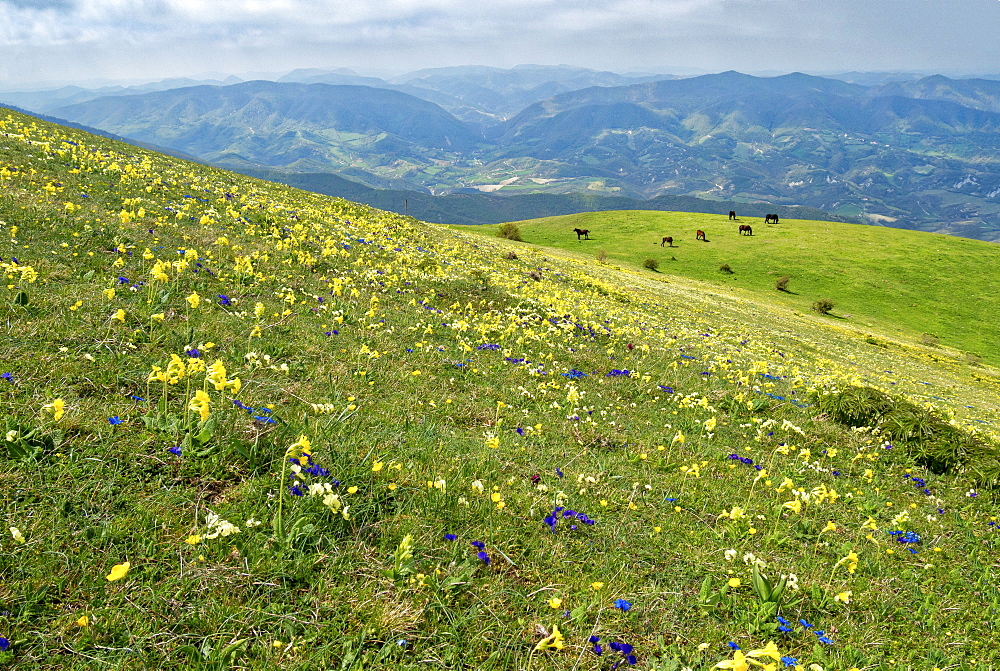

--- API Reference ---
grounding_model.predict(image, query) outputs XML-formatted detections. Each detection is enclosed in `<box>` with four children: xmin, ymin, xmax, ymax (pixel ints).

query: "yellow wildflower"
<box><xmin>188</xmin><ymin>389</ymin><xmax>211</xmax><ymax>422</ymax></box>
<box><xmin>42</xmin><ymin>398</ymin><xmax>66</xmax><ymax>421</ymax></box>
<box><xmin>106</xmin><ymin>561</ymin><xmax>131</xmax><ymax>581</ymax></box>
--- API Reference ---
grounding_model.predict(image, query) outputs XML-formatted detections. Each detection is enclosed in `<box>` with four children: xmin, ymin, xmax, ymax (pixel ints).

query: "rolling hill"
<box><xmin>464</xmin><ymin>210</ymin><xmax>1000</xmax><ymax>363</ymax></box>
<box><xmin>3</xmin><ymin>107</ymin><xmax>1000</xmax><ymax>670</ymax></box>
<box><xmin>37</xmin><ymin>70</ymin><xmax>1000</xmax><ymax>241</ymax></box>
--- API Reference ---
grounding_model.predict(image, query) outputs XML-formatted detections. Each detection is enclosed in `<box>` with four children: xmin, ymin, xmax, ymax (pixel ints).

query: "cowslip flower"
<box><xmin>106</xmin><ymin>561</ymin><xmax>131</xmax><ymax>581</ymax></box>
<box><xmin>77</xmin><ymin>615</ymin><xmax>89</xmax><ymax>627</ymax></box>
<box><xmin>782</xmin><ymin>499</ymin><xmax>802</xmax><ymax>514</ymax></box>
<box><xmin>189</xmin><ymin>390</ymin><xmax>211</xmax><ymax>422</ymax></box>
<box><xmin>834</xmin><ymin>590</ymin><xmax>852</xmax><ymax>604</ymax></box>
<box><xmin>548</xmin><ymin>597</ymin><xmax>563</xmax><ymax>609</ymax></box>
<box><xmin>42</xmin><ymin>398</ymin><xmax>66</xmax><ymax>421</ymax></box>
<box><xmin>186</xmin><ymin>292</ymin><xmax>200</xmax><ymax>308</ymax></box>
<box><xmin>534</xmin><ymin>625</ymin><xmax>564</xmax><ymax>651</ymax></box>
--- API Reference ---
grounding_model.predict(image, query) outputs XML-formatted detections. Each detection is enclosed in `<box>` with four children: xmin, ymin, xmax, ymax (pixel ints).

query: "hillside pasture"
<box><xmin>476</xmin><ymin>210</ymin><xmax>1000</xmax><ymax>364</ymax></box>
<box><xmin>2</xmin><ymin>108</ymin><xmax>1000</xmax><ymax>670</ymax></box>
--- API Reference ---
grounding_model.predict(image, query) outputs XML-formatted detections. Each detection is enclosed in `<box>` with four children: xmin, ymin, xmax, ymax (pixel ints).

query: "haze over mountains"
<box><xmin>6</xmin><ymin>65</ymin><xmax>1000</xmax><ymax>240</ymax></box>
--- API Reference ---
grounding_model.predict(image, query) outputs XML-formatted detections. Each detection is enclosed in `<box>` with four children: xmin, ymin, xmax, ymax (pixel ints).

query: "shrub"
<box><xmin>596</xmin><ymin>249</ymin><xmax>609</xmax><ymax>263</ymax></box>
<box><xmin>504</xmin><ymin>251</ymin><xmax>518</xmax><ymax>260</ymax></box>
<box><xmin>921</xmin><ymin>333</ymin><xmax>940</xmax><ymax>347</ymax></box>
<box><xmin>775</xmin><ymin>275</ymin><xmax>790</xmax><ymax>291</ymax></box>
<box><xmin>812</xmin><ymin>298</ymin><xmax>835</xmax><ymax>315</ymax></box>
<box><xmin>496</xmin><ymin>222</ymin><xmax>522</xmax><ymax>241</ymax></box>
<box><xmin>643</xmin><ymin>258</ymin><xmax>660</xmax><ymax>271</ymax></box>
<box><xmin>719</xmin><ymin>263</ymin><xmax>734</xmax><ymax>274</ymax></box>
<box><xmin>816</xmin><ymin>385</ymin><xmax>990</xmax><ymax>475</ymax></box>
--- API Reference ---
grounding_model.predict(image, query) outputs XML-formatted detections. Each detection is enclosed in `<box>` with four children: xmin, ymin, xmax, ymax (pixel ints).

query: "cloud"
<box><xmin>1</xmin><ymin>0</ymin><xmax>999</xmax><ymax>86</ymax></box>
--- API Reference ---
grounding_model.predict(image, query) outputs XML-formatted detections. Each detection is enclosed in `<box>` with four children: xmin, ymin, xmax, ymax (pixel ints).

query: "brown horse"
<box><xmin>728</xmin><ymin>210</ymin><xmax>737</xmax><ymax>220</ymax></box>
<box><xmin>661</xmin><ymin>236</ymin><xmax>673</xmax><ymax>247</ymax></box>
<box><xmin>573</xmin><ymin>228</ymin><xmax>590</xmax><ymax>240</ymax></box>
<box><xmin>696</xmin><ymin>230</ymin><xmax>707</xmax><ymax>241</ymax></box>
<box><xmin>739</xmin><ymin>224</ymin><xmax>753</xmax><ymax>236</ymax></box>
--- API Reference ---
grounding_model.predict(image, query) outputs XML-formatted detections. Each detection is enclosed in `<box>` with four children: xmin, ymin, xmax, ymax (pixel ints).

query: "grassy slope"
<box><xmin>2</xmin><ymin>108</ymin><xmax>1000</xmax><ymax>670</ymax></box>
<box><xmin>477</xmin><ymin>211</ymin><xmax>1000</xmax><ymax>364</ymax></box>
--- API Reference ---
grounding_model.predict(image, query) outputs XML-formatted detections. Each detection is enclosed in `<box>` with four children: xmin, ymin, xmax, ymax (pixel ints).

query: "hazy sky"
<box><xmin>2</xmin><ymin>0</ymin><xmax>1000</xmax><ymax>88</ymax></box>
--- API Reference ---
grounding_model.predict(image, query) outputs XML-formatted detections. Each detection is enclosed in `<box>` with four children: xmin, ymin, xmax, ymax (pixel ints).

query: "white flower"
<box><xmin>724</xmin><ymin>549</ymin><xmax>738</xmax><ymax>561</ymax></box>
<box><xmin>11</xmin><ymin>527</ymin><xmax>25</xmax><ymax>544</ymax></box>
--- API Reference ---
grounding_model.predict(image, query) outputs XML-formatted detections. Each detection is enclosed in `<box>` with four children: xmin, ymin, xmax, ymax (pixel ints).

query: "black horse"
<box><xmin>728</xmin><ymin>210</ymin><xmax>737</xmax><ymax>220</ymax></box>
<box><xmin>764</xmin><ymin>214</ymin><xmax>779</xmax><ymax>224</ymax></box>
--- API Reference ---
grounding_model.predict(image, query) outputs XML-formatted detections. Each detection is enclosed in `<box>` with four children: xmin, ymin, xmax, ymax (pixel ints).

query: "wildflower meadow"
<box><xmin>2</xmin><ymin>108</ymin><xmax>1000</xmax><ymax>670</ymax></box>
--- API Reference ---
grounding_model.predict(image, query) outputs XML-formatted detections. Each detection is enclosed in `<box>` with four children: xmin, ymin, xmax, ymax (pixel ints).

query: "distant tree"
<box><xmin>719</xmin><ymin>263</ymin><xmax>734</xmax><ymax>274</ymax></box>
<box><xmin>775</xmin><ymin>275</ymin><xmax>791</xmax><ymax>291</ymax></box>
<box><xmin>596</xmin><ymin>249</ymin><xmax>609</xmax><ymax>263</ymax></box>
<box><xmin>643</xmin><ymin>258</ymin><xmax>660</xmax><ymax>271</ymax></box>
<box><xmin>497</xmin><ymin>222</ymin><xmax>522</xmax><ymax>241</ymax></box>
<box><xmin>812</xmin><ymin>298</ymin><xmax>835</xmax><ymax>314</ymax></box>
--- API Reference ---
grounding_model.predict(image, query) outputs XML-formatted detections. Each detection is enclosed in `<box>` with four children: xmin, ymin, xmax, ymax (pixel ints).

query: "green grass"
<box><xmin>469</xmin><ymin>211</ymin><xmax>1000</xmax><ymax>364</ymax></box>
<box><xmin>2</xmin><ymin>107</ymin><xmax>1000</xmax><ymax>670</ymax></box>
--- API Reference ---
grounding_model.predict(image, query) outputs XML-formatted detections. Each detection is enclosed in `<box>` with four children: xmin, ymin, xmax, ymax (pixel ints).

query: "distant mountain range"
<box><xmin>6</xmin><ymin>66</ymin><xmax>1000</xmax><ymax>240</ymax></box>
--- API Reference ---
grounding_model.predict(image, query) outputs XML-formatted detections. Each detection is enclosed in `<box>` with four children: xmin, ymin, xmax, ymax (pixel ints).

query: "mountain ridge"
<box><xmin>23</xmin><ymin>69</ymin><xmax>1000</xmax><ymax>241</ymax></box>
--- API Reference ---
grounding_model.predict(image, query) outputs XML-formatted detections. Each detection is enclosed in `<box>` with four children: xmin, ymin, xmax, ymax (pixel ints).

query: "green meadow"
<box><xmin>478</xmin><ymin>211</ymin><xmax>1000</xmax><ymax>365</ymax></box>
<box><xmin>2</xmin><ymin>107</ymin><xmax>1000</xmax><ymax>670</ymax></box>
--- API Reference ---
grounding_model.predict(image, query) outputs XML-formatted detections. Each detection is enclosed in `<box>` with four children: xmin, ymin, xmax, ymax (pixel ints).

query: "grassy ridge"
<box><xmin>2</xmin><ymin>108</ymin><xmax>1000</xmax><ymax>670</ymax></box>
<box><xmin>477</xmin><ymin>211</ymin><xmax>1000</xmax><ymax>364</ymax></box>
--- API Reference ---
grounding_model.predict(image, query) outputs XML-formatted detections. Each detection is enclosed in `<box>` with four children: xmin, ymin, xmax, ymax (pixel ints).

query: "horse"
<box><xmin>739</xmin><ymin>224</ymin><xmax>753</xmax><ymax>236</ymax></box>
<box><xmin>573</xmin><ymin>228</ymin><xmax>590</xmax><ymax>240</ymax></box>
<box><xmin>765</xmin><ymin>214</ymin><xmax>779</xmax><ymax>224</ymax></box>
<box><xmin>696</xmin><ymin>230</ymin><xmax>707</xmax><ymax>241</ymax></box>
<box><xmin>728</xmin><ymin>210</ymin><xmax>737</xmax><ymax>220</ymax></box>
<box><xmin>661</xmin><ymin>236</ymin><xmax>673</xmax><ymax>247</ymax></box>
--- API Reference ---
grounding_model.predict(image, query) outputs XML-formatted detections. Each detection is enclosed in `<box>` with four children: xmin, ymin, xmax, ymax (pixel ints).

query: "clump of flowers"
<box><xmin>543</xmin><ymin>506</ymin><xmax>596</xmax><ymax>533</ymax></box>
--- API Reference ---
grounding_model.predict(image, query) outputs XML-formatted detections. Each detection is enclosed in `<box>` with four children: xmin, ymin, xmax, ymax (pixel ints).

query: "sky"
<box><xmin>2</xmin><ymin>0</ymin><xmax>1000</xmax><ymax>89</ymax></box>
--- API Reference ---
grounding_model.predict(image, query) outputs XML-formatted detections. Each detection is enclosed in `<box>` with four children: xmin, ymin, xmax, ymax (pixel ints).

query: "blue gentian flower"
<box><xmin>613</xmin><ymin>598</ymin><xmax>632</xmax><ymax>611</ymax></box>
<box><xmin>168</xmin><ymin>446</ymin><xmax>182</xmax><ymax>456</ymax></box>
<box><xmin>217</xmin><ymin>294</ymin><xmax>232</xmax><ymax>306</ymax></box>
<box><xmin>781</xmin><ymin>656</ymin><xmax>798</xmax><ymax>667</ymax></box>
<box><xmin>471</xmin><ymin>540</ymin><xmax>485</xmax><ymax>549</ymax></box>
<box><xmin>108</xmin><ymin>416</ymin><xmax>122</xmax><ymax>425</ymax></box>
<box><xmin>0</xmin><ymin>637</ymin><xmax>8</xmax><ymax>650</ymax></box>
<box><xmin>444</xmin><ymin>533</ymin><xmax>457</xmax><ymax>541</ymax></box>
<box><xmin>477</xmin><ymin>551</ymin><xmax>490</xmax><ymax>565</ymax></box>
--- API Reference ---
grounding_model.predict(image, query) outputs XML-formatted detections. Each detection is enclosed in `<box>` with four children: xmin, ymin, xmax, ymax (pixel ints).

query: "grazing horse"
<box><xmin>661</xmin><ymin>236</ymin><xmax>673</xmax><ymax>247</ymax></box>
<box><xmin>728</xmin><ymin>210</ymin><xmax>737</xmax><ymax>220</ymax></box>
<box><xmin>696</xmin><ymin>230</ymin><xmax>707</xmax><ymax>241</ymax></box>
<box><xmin>573</xmin><ymin>228</ymin><xmax>590</xmax><ymax>240</ymax></box>
<box><xmin>739</xmin><ymin>224</ymin><xmax>753</xmax><ymax>236</ymax></box>
<box><xmin>765</xmin><ymin>214</ymin><xmax>779</xmax><ymax>224</ymax></box>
